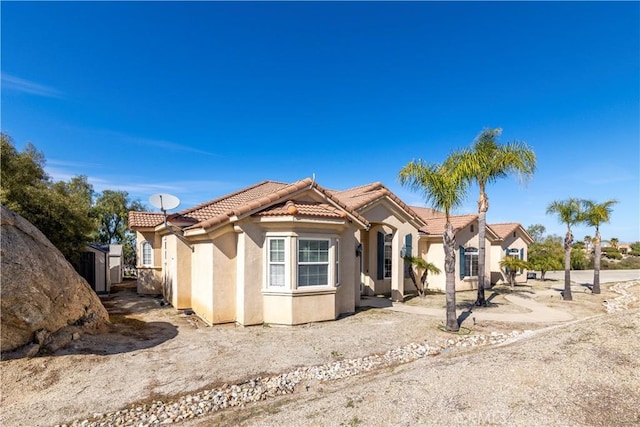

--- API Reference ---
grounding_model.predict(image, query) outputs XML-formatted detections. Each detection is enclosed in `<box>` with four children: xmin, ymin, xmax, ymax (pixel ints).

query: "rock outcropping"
<box><xmin>1</xmin><ymin>205</ymin><xmax>109</xmax><ymax>355</ymax></box>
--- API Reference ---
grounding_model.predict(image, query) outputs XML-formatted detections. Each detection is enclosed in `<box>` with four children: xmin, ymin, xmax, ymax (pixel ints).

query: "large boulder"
<box><xmin>1</xmin><ymin>205</ymin><xmax>109</xmax><ymax>354</ymax></box>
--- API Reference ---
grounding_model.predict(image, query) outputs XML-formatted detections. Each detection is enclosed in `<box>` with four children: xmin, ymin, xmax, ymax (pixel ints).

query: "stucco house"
<box><xmin>488</xmin><ymin>223</ymin><xmax>533</xmax><ymax>285</ymax></box>
<box><xmin>410</xmin><ymin>207</ymin><xmax>500</xmax><ymax>292</ymax></box>
<box><xmin>128</xmin><ymin>178</ymin><xmax>531</xmax><ymax>326</ymax></box>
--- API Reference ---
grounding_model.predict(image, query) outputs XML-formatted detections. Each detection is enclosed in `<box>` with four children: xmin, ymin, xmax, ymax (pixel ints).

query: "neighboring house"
<box><xmin>128</xmin><ymin>178</ymin><xmax>531</xmax><ymax>326</ymax></box>
<box><xmin>618</xmin><ymin>243</ymin><xmax>631</xmax><ymax>255</ymax></box>
<box><xmin>488</xmin><ymin>223</ymin><xmax>533</xmax><ymax>285</ymax></box>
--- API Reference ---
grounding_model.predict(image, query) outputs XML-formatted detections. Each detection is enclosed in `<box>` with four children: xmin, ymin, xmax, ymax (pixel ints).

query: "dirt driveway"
<box><xmin>1</xmin><ymin>275</ymin><xmax>638</xmax><ymax>426</ymax></box>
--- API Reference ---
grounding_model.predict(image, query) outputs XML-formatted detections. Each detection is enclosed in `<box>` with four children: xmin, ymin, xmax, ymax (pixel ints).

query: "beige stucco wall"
<box><xmin>191</xmin><ymin>241</ymin><xmax>215</xmax><ymax>324</ymax></box>
<box><xmin>359</xmin><ymin>200</ymin><xmax>419</xmax><ymax>301</ymax></box>
<box><xmin>235</xmin><ymin>221</ymin><xmax>266</xmax><ymax>326</ymax></box>
<box><xmin>163</xmin><ymin>234</ymin><xmax>193</xmax><ymax>309</ymax></box>
<box><xmin>335</xmin><ymin>225</ymin><xmax>359</xmax><ymax>316</ymax></box>
<box><xmin>211</xmin><ymin>231</ymin><xmax>237</xmax><ymax>323</ymax></box>
<box><xmin>492</xmin><ymin>230</ymin><xmax>530</xmax><ymax>284</ymax></box>
<box><xmin>419</xmin><ymin>221</ymin><xmax>492</xmax><ymax>292</ymax></box>
<box><xmin>136</xmin><ymin>230</ymin><xmax>163</xmax><ymax>294</ymax></box>
<box><xmin>263</xmin><ymin>290</ymin><xmax>336</xmax><ymax>325</ymax></box>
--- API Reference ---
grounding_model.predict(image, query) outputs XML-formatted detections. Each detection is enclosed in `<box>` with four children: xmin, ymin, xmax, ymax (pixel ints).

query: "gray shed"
<box><xmin>78</xmin><ymin>243</ymin><xmax>111</xmax><ymax>294</ymax></box>
<box><xmin>108</xmin><ymin>244</ymin><xmax>123</xmax><ymax>285</ymax></box>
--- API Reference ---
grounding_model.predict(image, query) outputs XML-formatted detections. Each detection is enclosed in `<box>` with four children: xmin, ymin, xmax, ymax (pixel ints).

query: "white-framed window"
<box><xmin>507</xmin><ymin>248</ymin><xmax>523</xmax><ymax>273</ymax></box>
<box><xmin>298</xmin><ymin>238</ymin><xmax>330</xmax><ymax>287</ymax></box>
<box><xmin>141</xmin><ymin>241</ymin><xmax>153</xmax><ymax>266</ymax></box>
<box><xmin>384</xmin><ymin>233</ymin><xmax>393</xmax><ymax>279</ymax></box>
<box><xmin>268</xmin><ymin>238</ymin><xmax>286</xmax><ymax>287</ymax></box>
<box><xmin>464</xmin><ymin>247</ymin><xmax>479</xmax><ymax>277</ymax></box>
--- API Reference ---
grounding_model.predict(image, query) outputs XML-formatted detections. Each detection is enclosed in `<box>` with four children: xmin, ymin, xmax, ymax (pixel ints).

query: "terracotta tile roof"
<box><xmin>132</xmin><ymin>178</ymin><xmax>418</xmax><ymax>234</ymax></box>
<box><xmin>410</xmin><ymin>206</ymin><xmax>445</xmax><ymax>220</ymax></box>
<box><xmin>489</xmin><ymin>222</ymin><xmax>532</xmax><ymax>243</ymax></box>
<box><xmin>175</xmin><ymin>180</ymin><xmax>290</xmax><ymax>223</ymax></box>
<box><xmin>419</xmin><ymin>214</ymin><xmax>478</xmax><ymax>235</ymax></box>
<box><xmin>183</xmin><ymin>179</ymin><xmax>314</xmax><ymax>230</ymax></box>
<box><xmin>128</xmin><ymin>211</ymin><xmax>164</xmax><ymax>229</ymax></box>
<box><xmin>257</xmin><ymin>200</ymin><xmax>346</xmax><ymax>219</ymax></box>
<box><xmin>488</xmin><ymin>223</ymin><xmax>520</xmax><ymax>239</ymax></box>
<box><xmin>329</xmin><ymin>182</ymin><xmax>425</xmax><ymax>226</ymax></box>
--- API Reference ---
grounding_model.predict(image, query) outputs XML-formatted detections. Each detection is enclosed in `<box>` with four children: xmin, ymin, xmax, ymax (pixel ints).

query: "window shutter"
<box><xmin>405</xmin><ymin>234</ymin><xmax>412</xmax><ymax>257</ymax></box>
<box><xmin>520</xmin><ymin>248</ymin><xmax>525</xmax><ymax>273</ymax></box>
<box><xmin>459</xmin><ymin>246</ymin><xmax>465</xmax><ymax>279</ymax></box>
<box><xmin>377</xmin><ymin>232</ymin><xmax>385</xmax><ymax>280</ymax></box>
<box><xmin>505</xmin><ymin>248</ymin><xmax>510</xmax><ymax>274</ymax></box>
<box><xmin>404</xmin><ymin>234</ymin><xmax>413</xmax><ymax>278</ymax></box>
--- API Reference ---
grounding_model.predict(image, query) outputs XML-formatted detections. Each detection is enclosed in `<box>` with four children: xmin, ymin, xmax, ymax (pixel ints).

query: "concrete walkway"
<box><xmin>360</xmin><ymin>270</ymin><xmax>639</xmax><ymax>324</ymax></box>
<box><xmin>361</xmin><ymin>294</ymin><xmax>573</xmax><ymax>324</ymax></box>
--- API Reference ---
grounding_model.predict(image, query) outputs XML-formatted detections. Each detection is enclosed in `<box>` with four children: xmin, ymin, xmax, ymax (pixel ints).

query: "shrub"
<box><xmin>602</xmin><ymin>247</ymin><xmax>623</xmax><ymax>260</ymax></box>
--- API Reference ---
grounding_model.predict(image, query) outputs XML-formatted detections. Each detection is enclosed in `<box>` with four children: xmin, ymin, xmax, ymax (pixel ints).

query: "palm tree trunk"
<box><xmin>593</xmin><ymin>230</ymin><xmax>601</xmax><ymax>294</ymax></box>
<box><xmin>407</xmin><ymin>264</ymin><xmax>423</xmax><ymax>298</ymax></box>
<box><xmin>475</xmin><ymin>190</ymin><xmax>488</xmax><ymax>306</ymax></box>
<box><xmin>563</xmin><ymin>228</ymin><xmax>573</xmax><ymax>301</ymax></box>
<box><xmin>443</xmin><ymin>222</ymin><xmax>459</xmax><ymax>331</ymax></box>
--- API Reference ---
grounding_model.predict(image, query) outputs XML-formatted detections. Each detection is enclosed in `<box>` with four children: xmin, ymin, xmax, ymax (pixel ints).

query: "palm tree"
<box><xmin>404</xmin><ymin>256</ymin><xmax>441</xmax><ymax>298</ymax></box>
<box><xmin>546</xmin><ymin>199</ymin><xmax>584</xmax><ymax>301</ymax></box>
<box><xmin>453</xmin><ymin>128</ymin><xmax>536</xmax><ymax>306</ymax></box>
<box><xmin>584</xmin><ymin>235</ymin><xmax>592</xmax><ymax>252</ymax></box>
<box><xmin>583</xmin><ymin>199</ymin><xmax>618</xmax><ymax>294</ymax></box>
<box><xmin>610</xmin><ymin>237</ymin><xmax>619</xmax><ymax>250</ymax></box>
<box><xmin>500</xmin><ymin>256</ymin><xmax>530</xmax><ymax>288</ymax></box>
<box><xmin>399</xmin><ymin>158</ymin><xmax>468</xmax><ymax>331</ymax></box>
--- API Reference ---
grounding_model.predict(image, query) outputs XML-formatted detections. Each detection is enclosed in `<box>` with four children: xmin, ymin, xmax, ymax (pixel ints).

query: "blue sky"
<box><xmin>2</xmin><ymin>1</ymin><xmax>639</xmax><ymax>242</ymax></box>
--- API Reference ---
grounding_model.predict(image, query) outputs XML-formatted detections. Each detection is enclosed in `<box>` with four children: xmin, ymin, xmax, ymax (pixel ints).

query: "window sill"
<box><xmin>263</xmin><ymin>287</ymin><xmax>337</xmax><ymax>297</ymax></box>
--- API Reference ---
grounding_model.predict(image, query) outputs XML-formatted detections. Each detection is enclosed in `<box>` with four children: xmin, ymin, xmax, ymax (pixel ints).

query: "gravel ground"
<box><xmin>1</xmin><ymin>273</ymin><xmax>638</xmax><ymax>427</ymax></box>
<box><xmin>201</xmin><ymin>307</ymin><xmax>640</xmax><ymax>427</ymax></box>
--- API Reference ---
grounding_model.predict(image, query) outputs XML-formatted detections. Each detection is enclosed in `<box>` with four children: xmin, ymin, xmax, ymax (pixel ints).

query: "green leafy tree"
<box><xmin>453</xmin><ymin>128</ymin><xmax>536</xmax><ymax>306</ymax></box>
<box><xmin>1</xmin><ymin>134</ymin><xmax>94</xmax><ymax>262</ymax></box>
<box><xmin>629</xmin><ymin>241</ymin><xmax>640</xmax><ymax>256</ymax></box>
<box><xmin>571</xmin><ymin>245</ymin><xmax>589</xmax><ymax>270</ymax></box>
<box><xmin>546</xmin><ymin>198</ymin><xmax>584</xmax><ymax>301</ymax></box>
<box><xmin>404</xmin><ymin>256</ymin><xmax>441</xmax><ymax>298</ymax></box>
<box><xmin>527</xmin><ymin>224</ymin><xmax>546</xmax><ymax>244</ymax></box>
<box><xmin>500</xmin><ymin>256</ymin><xmax>530</xmax><ymax>288</ymax></box>
<box><xmin>92</xmin><ymin>190</ymin><xmax>145</xmax><ymax>266</ymax></box>
<box><xmin>399</xmin><ymin>158</ymin><xmax>468</xmax><ymax>331</ymax></box>
<box><xmin>582</xmin><ymin>199</ymin><xmax>617</xmax><ymax>294</ymax></box>
<box><xmin>528</xmin><ymin>235</ymin><xmax>563</xmax><ymax>280</ymax></box>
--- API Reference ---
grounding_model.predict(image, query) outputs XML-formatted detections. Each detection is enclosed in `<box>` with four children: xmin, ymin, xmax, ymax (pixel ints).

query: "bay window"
<box><xmin>265</xmin><ymin>235</ymin><xmax>337</xmax><ymax>290</ymax></box>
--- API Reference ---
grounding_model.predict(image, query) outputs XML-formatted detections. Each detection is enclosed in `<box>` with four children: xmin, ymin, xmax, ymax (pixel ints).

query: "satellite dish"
<box><xmin>149</xmin><ymin>193</ymin><xmax>180</xmax><ymax>211</ymax></box>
